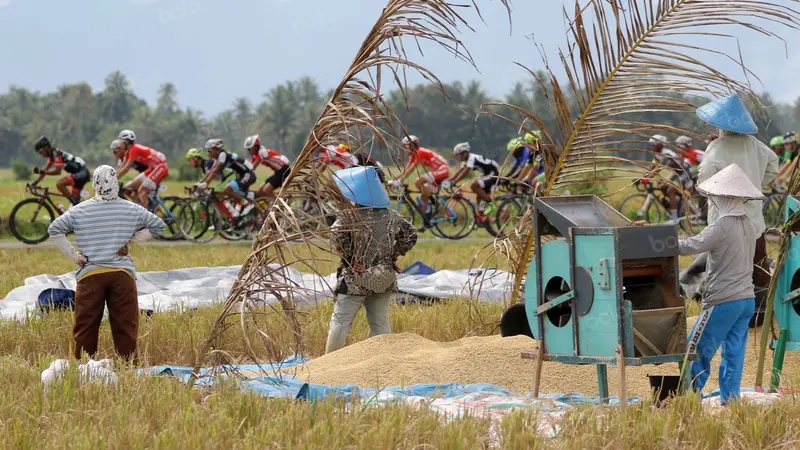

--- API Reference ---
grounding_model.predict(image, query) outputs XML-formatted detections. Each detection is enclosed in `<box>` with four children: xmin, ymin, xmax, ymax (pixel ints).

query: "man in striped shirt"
<box><xmin>48</xmin><ymin>165</ymin><xmax>166</xmax><ymax>362</ymax></box>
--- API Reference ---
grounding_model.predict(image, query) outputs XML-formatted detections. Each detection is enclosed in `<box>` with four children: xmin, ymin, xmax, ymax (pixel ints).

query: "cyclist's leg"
<box><xmin>225</xmin><ymin>179</ymin><xmax>246</xmax><ymax>203</ymax></box>
<box><xmin>56</xmin><ymin>174</ymin><xmax>77</xmax><ymax>204</ymax></box>
<box><xmin>415</xmin><ymin>173</ymin><xmax>433</xmax><ymax>211</ymax></box>
<box><xmin>139</xmin><ymin>165</ymin><xmax>166</xmax><ymax>210</ymax></box>
<box><xmin>70</xmin><ymin>168</ymin><xmax>91</xmax><ymax>205</ymax></box>
<box><xmin>471</xmin><ymin>178</ymin><xmax>492</xmax><ymax>204</ymax></box>
<box><xmin>126</xmin><ymin>174</ymin><xmax>145</xmax><ymax>205</ymax></box>
<box><xmin>260</xmin><ymin>167</ymin><xmax>287</xmax><ymax>199</ymax></box>
<box><xmin>665</xmin><ymin>175</ymin><xmax>681</xmax><ymax>220</ymax></box>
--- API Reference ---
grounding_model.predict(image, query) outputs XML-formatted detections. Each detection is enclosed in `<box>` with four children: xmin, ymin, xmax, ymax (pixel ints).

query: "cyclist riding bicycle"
<box><xmin>195</xmin><ymin>139</ymin><xmax>257</xmax><ymax>216</ymax></box>
<box><xmin>115</xmin><ymin>130</ymin><xmax>169</xmax><ymax>210</ymax></box>
<box><xmin>777</xmin><ymin>131</ymin><xmax>799</xmax><ymax>184</ymax></box>
<box><xmin>186</xmin><ymin>147</ymin><xmax>233</xmax><ymax>183</ymax></box>
<box><xmin>389</xmin><ymin>135</ymin><xmax>450</xmax><ymax>215</ymax></box>
<box><xmin>318</xmin><ymin>142</ymin><xmax>358</xmax><ymax>170</ymax></box>
<box><xmin>675</xmin><ymin>136</ymin><xmax>704</xmax><ymax>167</ymax></box>
<box><xmin>502</xmin><ymin>137</ymin><xmax>533</xmax><ymax>188</ymax></box>
<box><xmin>244</xmin><ymin>135</ymin><xmax>291</xmax><ymax>199</ymax></box>
<box><xmin>443</xmin><ymin>142</ymin><xmax>500</xmax><ymax>217</ymax></box>
<box><xmin>111</xmin><ymin>139</ymin><xmax>148</xmax><ymax>175</ymax></box>
<box><xmin>640</xmin><ymin>134</ymin><xmax>694</xmax><ymax>222</ymax></box>
<box><xmin>770</xmin><ymin>135</ymin><xmax>785</xmax><ymax>159</ymax></box>
<box><xmin>519</xmin><ymin>131</ymin><xmax>549</xmax><ymax>193</ymax></box>
<box><xmin>32</xmin><ymin>136</ymin><xmax>90</xmax><ymax>206</ymax></box>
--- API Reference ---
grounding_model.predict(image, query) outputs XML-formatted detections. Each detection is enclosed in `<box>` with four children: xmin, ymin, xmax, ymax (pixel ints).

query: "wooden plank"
<box><xmin>633</xmin><ymin>327</ymin><xmax>663</xmax><ymax>356</ymax></box>
<box><xmin>532</xmin><ymin>344</ymin><xmax>544</xmax><ymax>398</ymax></box>
<box><xmin>631</xmin><ymin>306</ymin><xmax>685</xmax><ymax>317</ymax></box>
<box><xmin>617</xmin><ymin>345</ymin><xmax>627</xmax><ymax>408</ymax></box>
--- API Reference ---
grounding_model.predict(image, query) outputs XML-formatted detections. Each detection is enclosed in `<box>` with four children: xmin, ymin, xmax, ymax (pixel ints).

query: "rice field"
<box><xmin>1</xmin><ymin>236</ymin><xmax>798</xmax><ymax>448</ymax></box>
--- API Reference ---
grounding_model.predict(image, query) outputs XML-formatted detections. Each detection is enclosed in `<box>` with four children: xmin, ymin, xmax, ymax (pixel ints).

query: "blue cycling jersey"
<box><xmin>512</xmin><ymin>147</ymin><xmax>531</xmax><ymax>169</ymax></box>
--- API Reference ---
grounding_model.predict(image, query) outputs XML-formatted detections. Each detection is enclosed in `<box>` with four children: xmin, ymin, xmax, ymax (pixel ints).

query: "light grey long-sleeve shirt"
<box><xmin>698</xmin><ymin>132</ymin><xmax>779</xmax><ymax>236</ymax></box>
<box><xmin>48</xmin><ymin>198</ymin><xmax>166</xmax><ymax>280</ymax></box>
<box><xmin>678</xmin><ymin>215</ymin><xmax>756</xmax><ymax>309</ymax></box>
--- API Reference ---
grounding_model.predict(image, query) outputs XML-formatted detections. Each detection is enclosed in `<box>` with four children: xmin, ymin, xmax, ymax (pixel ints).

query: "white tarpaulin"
<box><xmin>0</xmin><ymin>265</ymin><xmax>514</xmax><ymax>320</ymax></box>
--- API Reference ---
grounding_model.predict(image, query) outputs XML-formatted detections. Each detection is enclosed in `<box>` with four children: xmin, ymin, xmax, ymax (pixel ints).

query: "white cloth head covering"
<box><xmin>92</xmin><ymin>165</ymin><xmax>120</xmax><ymax>201</ymax></box>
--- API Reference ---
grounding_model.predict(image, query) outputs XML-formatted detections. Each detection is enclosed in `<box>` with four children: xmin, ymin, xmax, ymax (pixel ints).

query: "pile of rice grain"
<box><xmin>290</xmin><ymin>319</ymin><xmax>800</xmax><ymax>396</ymax></box>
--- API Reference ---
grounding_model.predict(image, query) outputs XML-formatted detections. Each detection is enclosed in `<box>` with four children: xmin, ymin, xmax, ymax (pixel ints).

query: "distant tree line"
<box><xmin>2</xmin><ymin>70</ymin><xmax>799</xmax><ymax>170</ymax></box>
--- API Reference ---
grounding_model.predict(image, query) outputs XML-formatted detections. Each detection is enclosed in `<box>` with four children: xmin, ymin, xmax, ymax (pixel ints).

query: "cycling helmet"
<box><xmin>784</xmin><ymin>131</ymin><xmax>797</xmax><ymax>144</ymax></box>
<box><xmin>338</xmin><ymin>143</ymin><xmax>352</xmax><ymax>151</ymax></box>
<box><xmin>34</xmin><ymin>135</ymin><xmax>51</xmax><ymax>151</ymax></box>
<box><xmin>770</xmin><ymin>136</ymin><xmax>784</xmax><ymax>147</ymax></box>
<box><xmin>186</xmin><ymin>148</ymin><xmax>205</xmax><ymax>159</ymax></box>
<box><xmin>204</xmin><ymin>139</ymin><xmax>224</xmax><ymax>151</ymax></box>
<box><xmin>675</xmin><ymin>135</ymin><xmax>693</xmax><ymax>147</ymax></box>
<box><xmin>243</xmin><ymin>135</ymin><xmax>261</xmax><ymax>150</ymax></box>
<box><xmin>118</xmin><ymin>129</ymin><xmax>136</xmax><ymax>141</ymax></box>
<box><xmin>401</xmin><ymin>135</ymin><xmax>419</xmax><ymax>146</ymax></box>
<box><xmin>648</xmin><ymin>134</ymin><xmax>668</xmax><ymax>146</ymax></box>
<box><xmin>507</xmin><ymin>137</ymin><xmax>524</xmax><ymax>152</ymax></box>
<box><xmin>453</xmin><ymin>142</ymin><xmax>471</xmax><ymax>155</ymax></box>
<box><xmin>110</xmin><ymin>139</ymin><xmax>122</xmax><ymax>150</ymax></box>
<box><xmin>524</xmin><ymin>130</ymin><xmax>541</xmax><ymax>144</ymax></box>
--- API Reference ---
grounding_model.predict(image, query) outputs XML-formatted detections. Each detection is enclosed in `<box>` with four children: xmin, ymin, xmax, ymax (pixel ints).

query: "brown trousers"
<box><xmin>754</xmin><ymin>235</ymin><xmax>771</xmax><ymax>288</ymax></box>
<box><xmin>74</xmin><ymin>270</ymin><xmax>139</xmax><ymax>361</ymax></box>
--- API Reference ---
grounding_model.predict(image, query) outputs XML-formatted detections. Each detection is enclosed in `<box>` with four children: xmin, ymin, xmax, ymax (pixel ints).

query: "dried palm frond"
<box><xmin>755</xmin><ymin>163</ymin><xmax>800</xmax><ymax>387</ymax></box>
<box><xmin>189</xmin><ymin>0</ymin><xmax>510</xmax><ymax>383</ymax></box>
<box><xmin>481</xmin><ymin>0</ymin><xmax>800</xmax><ymax>304</ymax></box>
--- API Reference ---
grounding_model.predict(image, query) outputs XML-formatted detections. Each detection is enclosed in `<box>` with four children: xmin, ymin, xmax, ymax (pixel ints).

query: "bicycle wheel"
<box><xmin>152</xmin><ymin>196</ymin><xmax>184</xmax><ymax>241</ymax></box>
<box><xmin>763</xmin><ymin>193</ymin><xmax>785</xmax><ymax>236</ymax></box>
<box><xmin>618</xmin><ymin>194</ymin><xmax>663</xmax><ymax>223</ymax></box>
<box><xmin>433</xmin><ymin>195</ymin><xmax>476</xmax><ymax>239</ymax></box>
<box><xmin>495</xmin><ymin>197</ymin><xmax>524</xmax><ymax>237</ymax></box>
<box><xmin>179</xmin><ymin>198</ymin><xmax>221</xmax><ymax>243</ymax></box>
<box><xmin>679</xmin><ymin>193</ymin><xmax>707</xmax><ymax>237</ymax></box>
<box><xmin>395</xmin><ymin>198</ymin><xmax>420</xmax><ymax>231</ymax></box>
<box><xmin>9</xmin><ymin>198</ymin><xmax>55</xmax><ymax>245</ymax></box>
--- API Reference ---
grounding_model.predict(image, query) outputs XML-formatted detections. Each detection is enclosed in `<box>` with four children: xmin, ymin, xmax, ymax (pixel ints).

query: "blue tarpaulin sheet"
<box><xmin>139</xmin><ymin>355</ymin><xmax>641</xmax><ymax>405</ymax></box>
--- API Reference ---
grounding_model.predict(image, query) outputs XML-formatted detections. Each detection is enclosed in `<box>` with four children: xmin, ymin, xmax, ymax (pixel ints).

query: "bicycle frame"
<box><xmin>27</xmin><ymin>184</ymin><xmax>67</xmax><ymax>216</ymax></box>
<box><xmin>635</xmin><ymin>182</ymin><xmax>704</xmax><ymax>224</ymax></box>
<box><xmin>395</xmin><ymin>184</ymin><xmax>459</xmax><ymax>227</ymax></box>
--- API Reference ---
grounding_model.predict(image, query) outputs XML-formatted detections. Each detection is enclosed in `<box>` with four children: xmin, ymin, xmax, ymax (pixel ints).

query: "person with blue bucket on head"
<box><xmin>326</xmin><ymin>166</ymin><xmax>418</xmax><ymax>353</ymax></box>
<box><xmin>696</xmin><ymin>94</ymin><xmax>778</xmax><ymax>315</ymax></box>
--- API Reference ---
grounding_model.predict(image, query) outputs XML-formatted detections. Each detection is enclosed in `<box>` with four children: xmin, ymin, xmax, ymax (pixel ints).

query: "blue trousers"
<box><xmin>687</xmin><ymin>298</ymin><xmax>755</xmax><ymax>404</ymax></box>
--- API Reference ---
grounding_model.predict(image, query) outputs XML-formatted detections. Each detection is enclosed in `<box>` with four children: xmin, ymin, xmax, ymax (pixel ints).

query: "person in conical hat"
<box><xmin>325</xmin><ymin>166</ymin><xmax>418</xmax><ymax>353</ymax></box>
<box><xmin>696</xmin><ymin>93</ymin><xmax>778</xmax><ymax>293</ymax></box>
<box><xmin>674</xmin><ymin>163</ymin><xmax>762</xmax><ymax>404</ymax></box>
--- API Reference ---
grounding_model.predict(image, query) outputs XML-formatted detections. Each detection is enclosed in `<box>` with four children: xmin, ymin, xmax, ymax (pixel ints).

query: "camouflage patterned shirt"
<box><xmin>331</xmin><ymin>207</ymin><xmax>418</xmax><ymax>296</ymax></box>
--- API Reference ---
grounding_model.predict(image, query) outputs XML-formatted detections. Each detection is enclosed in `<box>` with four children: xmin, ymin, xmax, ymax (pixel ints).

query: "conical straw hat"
<box><xmin>696</xmin><ymin>94</ymin><xmax>758</xmax><ymax>134</ymax></box>
<box><xmin>696</xmin><ymin>163</ymin><xmax>765</xmax><ymax>200</ymax></box>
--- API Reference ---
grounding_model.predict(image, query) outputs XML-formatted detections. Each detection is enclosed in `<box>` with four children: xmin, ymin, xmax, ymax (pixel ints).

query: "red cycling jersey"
<box><xmin>320</xmin><ymin>145</ymin><xmax>358</xmax><ymax>169</ymax></box>
<box><xmin>125</xmin><ymin>144</ymin><xmax>167</xmax><ymax>169</ymax></box>
<box><xmin>408</xmin><ymin>148</ymin><xmax>448</xmax><ymax>171</ymax></box>
<box><xmin>251</xmin><ymin>146</ymin><xmax>289</xmax><ymax>171</ymax></box>
<box><xmin>683</xmin><ymin>148</ymin><xmax>704</xmax><ymax>165</ymax></box>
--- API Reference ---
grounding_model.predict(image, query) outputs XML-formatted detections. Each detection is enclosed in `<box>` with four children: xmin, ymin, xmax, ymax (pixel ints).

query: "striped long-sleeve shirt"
<box><xmin>48</xmin><ymin>198</ymin><xmax>166</xmax><ymax>280</ymax></box>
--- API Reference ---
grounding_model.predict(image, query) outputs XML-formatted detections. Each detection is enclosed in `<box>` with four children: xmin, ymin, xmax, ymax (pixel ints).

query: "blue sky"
<box><xmin>1</xmin><ymin>0</ymin><xmax>799</xmax><ymax>114</ymax></box>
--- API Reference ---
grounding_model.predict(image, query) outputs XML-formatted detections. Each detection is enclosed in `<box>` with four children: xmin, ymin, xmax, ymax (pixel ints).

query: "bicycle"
<box><xmin>119</xmin><ymin>184</ymin><xmax>184</xmax><ymax>241</ymax></box>
<box><xmin>762</xmin><ymin>184</ymin><xmax>786</xmax><ymax>236</ymax></box>
<box><xmin>391</xmin><ymin>183</ymin><xmax>475</xmax><ymax>239</ymax></box>
<box><xmin>179</xmin><ymin>187</ymin><xmax>266</xmax><ymax>243</ymax></box>
<box><xmin>493</xmin><ymin>181</ymin><xmax>540</xmax><ymax>237</ymax></box>
<box><xmin>618</xmin><ymin>178</ymin><xmax>707</xmax><ymax>235</ymax></box>
<box><xmin>9</xmin><ymin>183</ymin><xmax>76</xmax><ymax>244</ymax></box>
